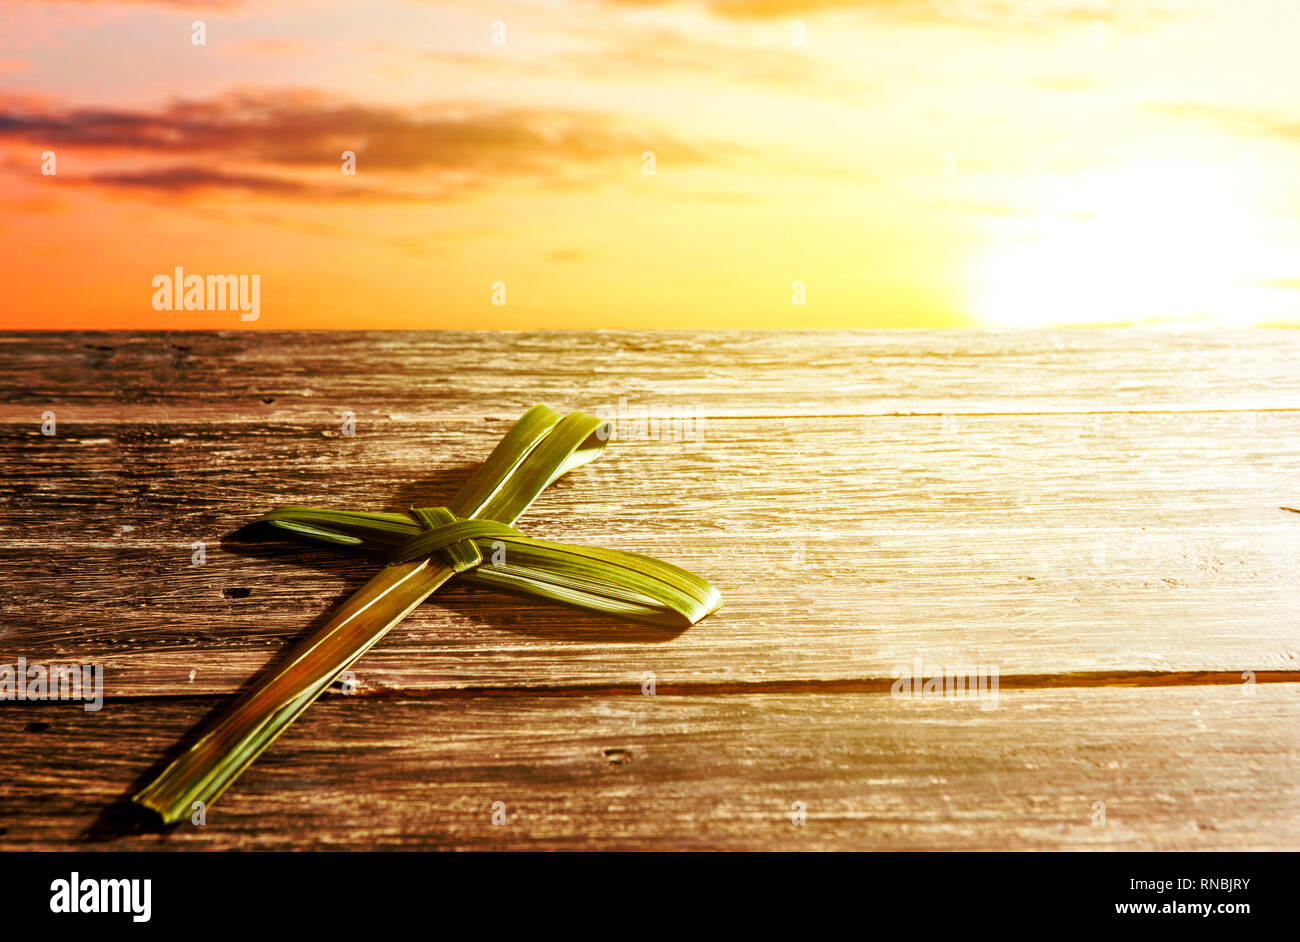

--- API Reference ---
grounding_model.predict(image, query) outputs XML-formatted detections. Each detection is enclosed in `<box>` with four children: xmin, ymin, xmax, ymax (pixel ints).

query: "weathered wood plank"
<box><xmin>1</xmin><ymin>684</ymin><xmax>1294</xmax><ymax>851</ymax></box>
<box><xmin>4</xmin><ymin>330</ymin><xmax>1300</xmax><ymax>422</ymax></box>
<box><xmin>10</xmin><ymin>411</ymin><xmax>1299</xmax><ymax>545</ymax></box>
<box><xmin>4</xmin><ymin>529</ymin><xmax>1300</xmax><ymax>695</ymax></box>
<box><xmin>4</xmin><ymin>412</ymin><xmax>1299</xmax><ymax>693</ymax></box>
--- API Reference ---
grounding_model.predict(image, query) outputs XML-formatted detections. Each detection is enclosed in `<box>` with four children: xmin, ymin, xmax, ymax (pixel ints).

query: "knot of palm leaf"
<box><xmin>389</xmin><ymin>506</ymin><xmax>519</xmax><ymax>571</ymax></box>
<box><xmin>251</xmin><ymin>406</ymin><xmax>723</xmax><ymax>629</ymax></box>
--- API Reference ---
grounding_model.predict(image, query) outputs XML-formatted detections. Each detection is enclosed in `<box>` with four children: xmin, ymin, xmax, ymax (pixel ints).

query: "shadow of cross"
<box><xmin>132</xmin><ymin>405</ymin><xmax>723</xmax><ymax>825</ymax></box>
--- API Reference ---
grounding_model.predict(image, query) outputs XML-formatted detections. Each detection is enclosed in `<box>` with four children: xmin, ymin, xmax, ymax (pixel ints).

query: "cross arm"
<box><xmin>253</xmin><ymin>506</ymin><xmax>721</xmax><ymax>628</ymax></box>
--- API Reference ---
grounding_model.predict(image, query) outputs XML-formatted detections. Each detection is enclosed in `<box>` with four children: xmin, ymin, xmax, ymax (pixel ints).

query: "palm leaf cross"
<box><xmin>133</xmin><ymin>405</ymin><xmax>723</xmax><ymax>824</ymax></box>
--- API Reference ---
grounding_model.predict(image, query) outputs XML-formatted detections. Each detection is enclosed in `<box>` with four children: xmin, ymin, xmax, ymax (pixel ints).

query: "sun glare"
<box><xmin>970</xmin><ymin>162</ymin><xmax>1289</xmax><ymax>327</ymax></box>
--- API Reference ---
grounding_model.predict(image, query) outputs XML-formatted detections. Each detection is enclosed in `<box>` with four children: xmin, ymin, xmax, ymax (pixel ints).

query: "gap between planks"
<box><xmin>90</xmin><ymin>669</ymin><xmax>1300</xmax><ymax>704</ymax></box>
<box><xmin>7</xmin><ymin>408</ymin><xmax>1300</xmax><ymax>423</ymax></box>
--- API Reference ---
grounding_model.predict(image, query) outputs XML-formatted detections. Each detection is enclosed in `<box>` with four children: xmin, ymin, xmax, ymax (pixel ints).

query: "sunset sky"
<box><xmin>1</xmin><ymin>0</ymin><xmax>1298</xmax><ymax>328</ymax></box>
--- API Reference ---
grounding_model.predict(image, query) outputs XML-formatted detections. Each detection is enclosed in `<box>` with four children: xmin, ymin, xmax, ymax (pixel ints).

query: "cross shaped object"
<box><xmin>133</xmin><ymin>406</ymin><xmax>722</xmax><ymax>824</ymax></box>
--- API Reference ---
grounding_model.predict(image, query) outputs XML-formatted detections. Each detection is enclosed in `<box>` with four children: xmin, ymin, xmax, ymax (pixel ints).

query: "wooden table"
<box><xmin>2</xmin><ymin>330</ymin><xmax>1298</xmax><ymax>850</ymax></box>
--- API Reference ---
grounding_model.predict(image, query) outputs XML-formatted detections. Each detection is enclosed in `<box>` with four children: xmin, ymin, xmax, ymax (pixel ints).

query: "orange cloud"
<box><xmin>0</xmin><ymin>91</ymin><xmax>713</xmax><ymax>200</ymax></box>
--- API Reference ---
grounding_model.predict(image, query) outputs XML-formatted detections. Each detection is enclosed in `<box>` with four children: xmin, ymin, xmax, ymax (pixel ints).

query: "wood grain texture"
<box><xmin>1</xmin><ymin>330</ymin><xmax>1298</xmax><ymax>849</ymax></box>
<box><xmin>4</xmin><ymin>330</ymin><xmax>1300</xmax><ymax>422</ymax></box>
<box><xmin>4</xmin><ymin>413</ymin><xmax>1300</xmax><ymax>691</ymax></box>
<box><xmin>0</xmin><ymin>685</ymin><xmax>1294</xmax><ymax>851</ymax></box>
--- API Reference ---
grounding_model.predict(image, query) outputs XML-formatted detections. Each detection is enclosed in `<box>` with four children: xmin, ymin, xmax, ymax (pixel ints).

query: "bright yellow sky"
<box><xmin>1</xmin><ymin>0</ymin><xmax>1297</xmax><ymax>328</ymax></box>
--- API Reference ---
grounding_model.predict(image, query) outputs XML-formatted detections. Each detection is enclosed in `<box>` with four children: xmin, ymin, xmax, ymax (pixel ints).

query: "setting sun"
<box><xmin>971</xmin><ymin>160</ymin><xmax>1294</xmax><ymax>327</ymax></box>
